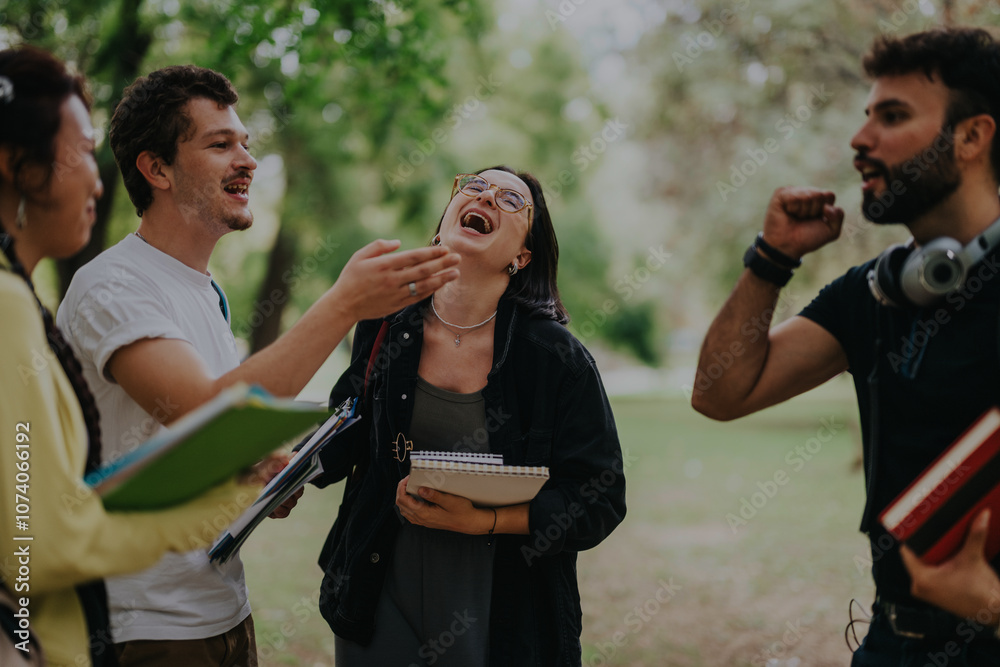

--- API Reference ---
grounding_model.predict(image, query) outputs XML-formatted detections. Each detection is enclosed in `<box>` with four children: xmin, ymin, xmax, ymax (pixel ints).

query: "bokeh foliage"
<box><xmin>8</xmin><ymin>0</ymin><xmax>1000</xmax><ymax>365</ymax></box>
<box><xmin>1</xmin><ymin>0</ymin><xmax>661</xmax><ymax>363</ymax></box>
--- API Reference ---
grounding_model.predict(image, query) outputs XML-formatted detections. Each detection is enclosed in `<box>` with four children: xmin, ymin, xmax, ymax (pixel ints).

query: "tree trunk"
<box><xmin>57</xmin><ymin>0</ymin><xmax>151</xmax><ymax>296</ymax></box>
<box><xmin>249</xmin><ymin>228</ymin><xmax>296</xmax><ymax>354</ymax></box>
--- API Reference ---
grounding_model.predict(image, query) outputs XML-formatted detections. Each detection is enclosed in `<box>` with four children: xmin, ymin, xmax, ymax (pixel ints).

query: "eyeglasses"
<box><xmin>452</xmin><ymin>174</ymin><xmax>533</xmax><ymax>224</ymax></box>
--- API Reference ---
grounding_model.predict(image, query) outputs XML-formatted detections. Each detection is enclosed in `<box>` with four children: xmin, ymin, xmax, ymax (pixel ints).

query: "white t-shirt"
<box><xmin>56</xmin><ymin>233</ymin><xmax>251</xmax><ymax>642</ymax></box>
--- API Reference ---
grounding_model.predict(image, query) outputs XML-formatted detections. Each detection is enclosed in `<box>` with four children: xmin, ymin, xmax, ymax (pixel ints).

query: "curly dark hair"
<box><xmin>863</xmin><ymin>27</ymin><xmax>1000</xmax><ymax>181</ymax></box>
<box><xmin>109</xmin><ymin>65</ymin><xmax>238</xmax><ymax>216</ymax></box>
<box><xmin>0</xmin><ymin>45</ymin><xmax>88</xmax><ymax>197</ymax></box>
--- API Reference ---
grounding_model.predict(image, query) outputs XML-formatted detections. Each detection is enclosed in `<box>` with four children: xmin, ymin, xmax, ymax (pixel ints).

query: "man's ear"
<box><xmin>135</xmin><ymin>150</ymin><xmax>172</xmax><ymax>192</ymax></box>
<box><xmin>954</xmin><ymin>113</ymin><xmax>996</xmax><ymax>166</ymax></box>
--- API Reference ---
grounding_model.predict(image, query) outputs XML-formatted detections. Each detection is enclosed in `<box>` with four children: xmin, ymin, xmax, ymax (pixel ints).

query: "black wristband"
<box><xmin>755</xmin><ymin>232</ymin><xmax>802</xmax><ymax>268</ymax></box>
<box><xmin>743</xmin><ymin>245</ymin><xmax>793</xmax><ymax>286</ymax></box>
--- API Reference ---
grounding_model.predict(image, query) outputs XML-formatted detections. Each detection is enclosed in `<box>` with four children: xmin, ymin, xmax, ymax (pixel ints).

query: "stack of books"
<box><xmin>880</xmin><ymin>407</ymin><xmax>1000</xmax><ymax>564</ymax></box>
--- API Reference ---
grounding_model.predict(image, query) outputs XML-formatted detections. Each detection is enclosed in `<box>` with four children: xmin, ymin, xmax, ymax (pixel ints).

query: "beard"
<box><xmin>860</xmin><ymin>130</ymin><xmax>961</xmax><ymax>225</ymax></box>
<box><xmin>173</xmin><ymin>170</ymin><xmax>254</xmax><ymax>233</ymax></box>
<box><xmin>224</xmin><ymin>211</ymin><xmax>253</xmax><ymax>231</ymax></box>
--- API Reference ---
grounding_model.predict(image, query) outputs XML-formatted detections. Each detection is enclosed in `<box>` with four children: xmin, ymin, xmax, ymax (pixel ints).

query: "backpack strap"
<box><xmin>351</xmin><ymin>320</ymin><xmax>389</xmax><ymax>484</ymax></box>
<box><xmin>364</xmin><ymin>321</ymin><xmax>390</xmax><ymax>397</ymax></box>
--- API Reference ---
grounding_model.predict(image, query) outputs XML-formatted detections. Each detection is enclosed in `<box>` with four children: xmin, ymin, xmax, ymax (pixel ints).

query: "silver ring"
<box><xmin>408</xmin><ymin>282</ymin><xmax>418</xmax><ymax>297</ymax></box>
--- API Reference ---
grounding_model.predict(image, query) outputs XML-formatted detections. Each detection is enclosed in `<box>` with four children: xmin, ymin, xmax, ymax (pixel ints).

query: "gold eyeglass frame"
<box><xmin>452</xmin><ymin>173</ymin><xmax>534</xmax><ymax>225</ymax></box>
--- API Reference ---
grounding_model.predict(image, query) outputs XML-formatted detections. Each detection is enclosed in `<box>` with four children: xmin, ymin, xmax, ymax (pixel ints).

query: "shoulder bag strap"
<box><xmin>351</xmin><ymin>321</ymin><xmax>389</xmax><ymax>484</ymax></box>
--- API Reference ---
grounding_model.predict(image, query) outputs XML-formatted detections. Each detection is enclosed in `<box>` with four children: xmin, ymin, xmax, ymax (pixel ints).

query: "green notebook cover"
<box><xmin>85</xmin><ymin>383</ymin><xmax>329</xmax><ymax>511</ymax></box>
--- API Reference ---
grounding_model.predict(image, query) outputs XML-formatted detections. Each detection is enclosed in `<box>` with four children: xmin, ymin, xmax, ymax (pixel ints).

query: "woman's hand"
<box><xmin>395</xmin><ymin>476</ymin><xmax>494</xmax><ymax>535</ymax></box>
<box><xmin>900</xmin><ymin>509</ymin><xmax>1000</xmax><ymax>624</ymax></box>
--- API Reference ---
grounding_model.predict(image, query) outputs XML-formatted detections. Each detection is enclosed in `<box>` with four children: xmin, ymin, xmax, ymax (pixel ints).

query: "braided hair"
<box><xmin>0</xmin><ymin>45</ymin><xmax>116</xmax><ymax>667</ymax></box>
<box><xmin>1</xmin><ymin>234</ymin><xmax>102</xmax><ymax>472</ymax></box>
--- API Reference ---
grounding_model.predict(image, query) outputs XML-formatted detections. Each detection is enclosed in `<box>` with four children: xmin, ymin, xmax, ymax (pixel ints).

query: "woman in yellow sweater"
<box><xmin>0</xmin><ymin>46</ymin><xmax>252</xmax><ymax>667</ymax></box>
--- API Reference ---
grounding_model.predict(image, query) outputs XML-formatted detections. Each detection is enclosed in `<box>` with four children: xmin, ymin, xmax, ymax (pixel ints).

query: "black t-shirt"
<box><xmin>799</xmin><ymin>252</ymin><xmax>1000</xmax><ymax>604</ymax></box>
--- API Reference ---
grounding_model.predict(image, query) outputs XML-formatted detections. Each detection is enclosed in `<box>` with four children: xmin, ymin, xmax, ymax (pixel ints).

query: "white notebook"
<box><xmin>407</xmin><ymin>450</ymin><xmax>549</xmax><ymax>507</ymax></box>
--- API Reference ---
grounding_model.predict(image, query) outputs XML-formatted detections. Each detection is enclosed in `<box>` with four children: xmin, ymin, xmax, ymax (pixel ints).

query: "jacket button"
<box><xmin>403</xmin><ymin>332</ymin><xmax>410</xmax><ymax>340</ymax></box>
<box><xmin>370</xmin><ymin>552</ymin><xmax>380</xmax><ymax>563</ymax></box>
<box><xmin>401</xmin><ymin>394</ymin><xmax>407</xmax><ymax>400</ymax></box>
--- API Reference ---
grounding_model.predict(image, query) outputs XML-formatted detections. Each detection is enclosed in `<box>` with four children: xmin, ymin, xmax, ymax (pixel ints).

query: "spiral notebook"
<box><xmin>407</xmin><ymin>450</ymin><xmax>549</xmax><ymax>507</ymax></box>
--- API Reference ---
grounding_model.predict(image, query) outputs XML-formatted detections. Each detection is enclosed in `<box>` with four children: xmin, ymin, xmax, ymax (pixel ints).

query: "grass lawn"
<box><xmin>243</xmin><ymin>376</ymin><xmax>875</xmax><ymax>666</ymax></box>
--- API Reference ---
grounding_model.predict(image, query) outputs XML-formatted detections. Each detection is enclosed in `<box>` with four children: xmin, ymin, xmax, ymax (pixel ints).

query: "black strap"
<box><xmin>755</xmin><ymin>232</ymin><xmax>802</xmax><ymax>268</ymax></box>
<box><xmin>76</xmin><ymin>580</ymin><xmax>118</xmax><ymax>666</ymax></box>
<box><xmin>350</xmin><ymin>321</ymin><xmax>389</xmax><ymax>484</ymax></box>
<box><xmin>743</xmin><ymin>244</ymin><xmax>794</xmax><ymax>286</ymax></box>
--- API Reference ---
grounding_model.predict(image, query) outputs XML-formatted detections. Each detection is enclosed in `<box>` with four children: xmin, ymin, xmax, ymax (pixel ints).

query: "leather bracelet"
<box><xmin>487</xmin><ymin>507</ymin><xmax>497</xmax><ymax>546</ymax></box>
<box><xmin>755</xmin><ymin>232</ymin><xmax>802</xmax><ymax>268</ymax></box>
<box><xmin>743</xmin><ymin>245</ymin><xmax>794</xmax><ymax>286</ymax></box>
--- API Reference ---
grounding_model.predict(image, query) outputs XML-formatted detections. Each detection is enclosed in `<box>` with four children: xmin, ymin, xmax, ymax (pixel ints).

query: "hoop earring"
<box><xmin>15</xmin><ymin>197</ymin><xmax>26</xmax><ymax>230</ymax></box>
<box><xmin>507</xmin><ymin>260</ymin><xmax>519</xmax><ymax>277</ymax></box>
<box><xmin>432</xmin><ymin>234</ymin><xmax>442</xmax><ymax>246</ymax></box>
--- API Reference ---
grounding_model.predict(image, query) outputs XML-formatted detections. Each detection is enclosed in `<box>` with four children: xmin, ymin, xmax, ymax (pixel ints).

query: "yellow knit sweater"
<box><xmin>0</xmin><ymin>258</ymin><xmax>252</xmax><ymax>667</ymax></box>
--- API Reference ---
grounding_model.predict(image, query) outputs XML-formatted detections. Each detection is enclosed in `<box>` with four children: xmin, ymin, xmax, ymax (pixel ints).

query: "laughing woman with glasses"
<box><xmin>312</xmin><ymin>166</ymin><xmax>627</xmax><ymax>666</ymax></box>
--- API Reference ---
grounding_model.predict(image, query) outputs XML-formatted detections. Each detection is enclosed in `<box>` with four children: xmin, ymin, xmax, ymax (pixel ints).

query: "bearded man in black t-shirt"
<box><xmin>693</xmin><ymin>27</ymin><xmax>1000</xmax><ymax>666</ymax></box>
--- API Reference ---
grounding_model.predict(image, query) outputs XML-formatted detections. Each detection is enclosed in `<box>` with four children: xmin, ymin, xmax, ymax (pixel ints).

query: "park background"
<box><xmin>5</xmin><ymin>0</ymin><xmax>999</xmax><ymax>664</ymax></box>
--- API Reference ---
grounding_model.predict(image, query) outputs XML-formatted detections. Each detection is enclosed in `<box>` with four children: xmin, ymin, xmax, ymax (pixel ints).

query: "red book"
<box><xmin>879</xmin><ymin>407</ymin><xmax>1000</xmax><ymax>565</ymax></box>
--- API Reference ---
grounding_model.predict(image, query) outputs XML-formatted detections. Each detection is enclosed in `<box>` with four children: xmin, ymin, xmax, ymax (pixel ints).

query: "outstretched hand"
<box><xmin>761</xmin><ymin>186</ymin><xmax>844</xmax><ymax>261</ymax></box>
<box><xmin>333</xmin><ymin>240</ymin><xmax>460</xmax><ymax>322</ymax></box>
<box><xmin>395</xmin><ymin>475</ymin><xmax>493</xmax><ymax>535</ymax></box>
<box><xmin>900</xmin><ymin>509</ymin><xmax>1000</xmax><ymax>623</ymax></box>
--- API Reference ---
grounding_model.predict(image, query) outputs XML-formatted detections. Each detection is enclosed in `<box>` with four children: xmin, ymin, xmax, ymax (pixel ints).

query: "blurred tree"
<box><xmin>627</xmin><ymin>0</ymin><xmax>1000</xmax><ymax>329</ymax></box>
<box><xmin>0</xmin><ymin>0</ymin><xmax>669</xmax><ymax>363</ymax></box>
<box><xmin>1</xmin><ymin>0</ymin><xmax>495</xmax><ymax>349</ymax></box>
<box><xmin>0</xmin><ymin>0</ymin><xmax>154</xmax><ymax>292</ymax></box>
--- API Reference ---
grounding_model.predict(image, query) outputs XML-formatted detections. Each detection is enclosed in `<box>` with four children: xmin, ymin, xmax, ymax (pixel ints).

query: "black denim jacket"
<box><xmin>314</xmin><ymin>297</ymin><xmax>627</xmax><ymax>666</ymax></box>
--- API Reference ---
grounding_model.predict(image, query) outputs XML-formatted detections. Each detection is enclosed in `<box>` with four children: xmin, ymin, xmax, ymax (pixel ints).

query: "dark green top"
<box><xmin>386</xmin><ymin>376</ymin><xmax>495</xmax><ymax>666</ymax></box>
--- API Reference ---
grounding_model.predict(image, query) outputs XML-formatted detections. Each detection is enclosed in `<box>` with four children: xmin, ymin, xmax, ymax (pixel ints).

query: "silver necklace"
<box><xmin>134</xmin><ymin>230</ymin><xmax>149</xmax><ymax>244</ymax></box>
<box><xmin>430</xmin><ymin>295</ymin><xmax>497</xmax><ymax>347</ymax></box>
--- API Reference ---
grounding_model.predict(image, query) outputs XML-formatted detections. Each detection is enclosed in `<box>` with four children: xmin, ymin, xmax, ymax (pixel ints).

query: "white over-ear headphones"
<box><xmin>867</xmin><ymin>215</ymin><xmax>1000</xmax><ymax>308</ymax></box>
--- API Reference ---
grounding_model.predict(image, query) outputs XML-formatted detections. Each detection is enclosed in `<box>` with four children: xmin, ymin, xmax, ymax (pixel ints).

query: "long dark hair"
<box><xmin>435</xmin><ymin>165</ymin><xmax>569</xmax><ymax>324</ymax></box>
<box><xmin>0</xmin><ymin>45</ymin><xmax>88</xmax><ymax>200</ymax></box>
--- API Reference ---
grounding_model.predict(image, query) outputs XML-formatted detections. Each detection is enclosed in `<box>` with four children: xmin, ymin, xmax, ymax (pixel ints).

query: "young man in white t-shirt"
<box><xmin>56</xmin><ymin>65</ymin><xmax>459</xmax><ymax>667</ymax></box>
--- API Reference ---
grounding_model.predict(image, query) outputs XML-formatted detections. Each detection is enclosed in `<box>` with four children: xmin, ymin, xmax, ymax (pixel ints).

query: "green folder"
<box><xmin>85</xmin><ymin>383</ymin><xmax>329</xmax><ymax>511</ymax></box>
